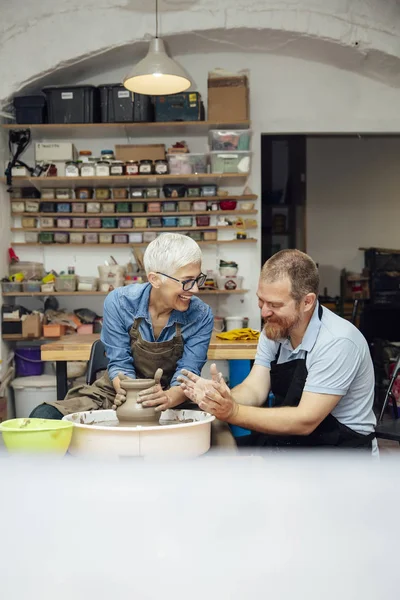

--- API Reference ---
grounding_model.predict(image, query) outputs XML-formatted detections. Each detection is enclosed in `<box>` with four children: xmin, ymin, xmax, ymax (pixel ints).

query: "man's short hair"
<box><xmin>261</xmin><ymin>249</ymin><xmax>319</xmax><ymax>303</ymax></box>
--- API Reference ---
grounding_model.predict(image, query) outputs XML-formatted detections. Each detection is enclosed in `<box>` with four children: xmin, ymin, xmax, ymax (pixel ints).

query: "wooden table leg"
<box><xmin>56</xmin><ymin>362</ymin><xmax>68</xmax><ymax>401</ymax></box>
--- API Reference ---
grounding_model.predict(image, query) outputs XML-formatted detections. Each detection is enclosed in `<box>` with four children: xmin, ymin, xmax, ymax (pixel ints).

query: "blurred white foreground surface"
<box><xmin>1</xmin><ymin>452</ymin><xmax>399</xmax><ymax>599</ymax></box>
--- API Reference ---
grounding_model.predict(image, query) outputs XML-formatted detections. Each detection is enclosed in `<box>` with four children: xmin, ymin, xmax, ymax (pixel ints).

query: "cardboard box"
<box><xmin>22</xmin><ymin>313</ymin><xmax>42</xmax><ymax>339</ymax></box>
<box><xmin>115</xmin><ymin>144</ymin><xmax>166</xmax><ymax>162</ymax></box>
<box><xmin>208</xmin><ymin>76</ymin><xmax>249</xmax><ymax>122</ymax></box>
<box><xmin>35</xmin><ymin>142</ymin><xmax>77</xmax><ymax>162</ymax></box>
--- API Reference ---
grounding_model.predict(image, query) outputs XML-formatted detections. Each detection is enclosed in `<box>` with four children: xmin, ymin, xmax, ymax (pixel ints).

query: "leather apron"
<box><xmin>257</xmin><ymin>305</ymin><xmax>376</xmax><ymax>450</ymax></box>
<box><xmin>42</xmin><ymin>318</ymin><xmax>184</xmax><ymax>416</ymax></box>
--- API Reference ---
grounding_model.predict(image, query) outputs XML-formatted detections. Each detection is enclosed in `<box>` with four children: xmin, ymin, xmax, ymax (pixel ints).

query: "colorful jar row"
<box><xmin>65</xmin><ymin>158</ymin><xmax>170</xmax><ymax>177</ymax></box>
<box><xmin>13</xmin><ymin>200</ymin><xmax>215</xmax><ymax>214</ymax></box>
<box><xmin>11</xmin><ymin>185</ymin><xmax>218</xmax><ymax>201</ymax></box>
<box><xmin>21</xmin><ymin>216</ymin><xmax>210</xmax><ymax>229</ymax></box>
<box><xmin>24</xmin><ymin>230</ymin><xmax>218</xmax><ymax>244</ymax></box>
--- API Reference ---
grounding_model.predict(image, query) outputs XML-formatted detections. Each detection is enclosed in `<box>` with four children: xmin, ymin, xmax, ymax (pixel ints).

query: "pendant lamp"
<box><xmin>123</xmin><ymin>0</ymin><xmax>191</xmax><ymax>96</ymax></box>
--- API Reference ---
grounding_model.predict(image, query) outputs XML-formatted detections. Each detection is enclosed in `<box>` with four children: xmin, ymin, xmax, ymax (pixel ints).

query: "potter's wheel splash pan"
<box><xmin>63</xmin><ymin>409</ymin><xmax>215</xmax><ymax>459</ymax></box>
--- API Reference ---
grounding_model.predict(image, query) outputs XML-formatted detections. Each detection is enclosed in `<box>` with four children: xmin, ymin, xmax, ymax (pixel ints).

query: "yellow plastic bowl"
<box><xmin>0</xmin><ymin>418</ymin><xmax>73</xmax><ymax>455</ymax></box>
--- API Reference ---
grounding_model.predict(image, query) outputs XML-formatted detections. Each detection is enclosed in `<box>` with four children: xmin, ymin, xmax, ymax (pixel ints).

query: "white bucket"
<box><xmin>11</xmin><ymin>375</ymin><xmax>57</xmax><ymax>418</ymax></box>
<box><xmin>225</xmin><ymin>316</ymin><xmax>244</xmax><ymax>331</ymax></box>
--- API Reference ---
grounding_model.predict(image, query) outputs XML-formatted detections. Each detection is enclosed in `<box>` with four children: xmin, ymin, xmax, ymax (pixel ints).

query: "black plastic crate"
<box><xmin>98</xmin><ymin>84</ymin><xmax>154</xmax><ymax>123</ymax></box>
<box><xmin>364</xmin><ymin>248</ymin><xmax>400</xmax><ymax>272</ymax></box>
<box><xmin>372</xmin><ymin>272</ymin><xmax>400</xmax><ymax>291</ymax></box>
<box><xmin>42</xmin><ymin>85</ymin><xmax>100</xmax><ymax>124</ymax></box>
<box><xmin>13</xmin><ymin>95</ymin><xmax>47</xmax><ymax>124</ymax></box>
<box><xmin>154</xmin><ymin>92</ymin><xmax>204</xmax><ymax>122</ymax></box>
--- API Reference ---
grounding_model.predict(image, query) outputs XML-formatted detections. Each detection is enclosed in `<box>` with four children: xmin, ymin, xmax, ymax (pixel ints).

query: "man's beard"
<box><xmin>263</xmin><ymin>311</ymin><xmax>301</xmax><ymax>341</ymax></box>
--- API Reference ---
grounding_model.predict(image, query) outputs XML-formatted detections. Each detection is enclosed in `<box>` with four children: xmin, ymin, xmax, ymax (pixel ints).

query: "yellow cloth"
<box><xmin>216</xmin><ymin>328</ymin><xmax>260</xmax><ymax>341</ymax></box>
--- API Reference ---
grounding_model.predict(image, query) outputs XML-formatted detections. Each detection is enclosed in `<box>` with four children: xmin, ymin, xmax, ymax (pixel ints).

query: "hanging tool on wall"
<box><xmin>4</xmin><ymin>129</ymin><xmax>44</xmax><ymax>188</ymax></box>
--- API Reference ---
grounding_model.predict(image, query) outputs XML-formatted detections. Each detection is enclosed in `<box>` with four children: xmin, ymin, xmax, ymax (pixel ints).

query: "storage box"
<box><xmin>88</xmin><ymin>218</ymin><xmax>101</xmax><ymax>228</ymax></box>
<box><xmin>77</xmin><ymin>324</ymin><xmax>94</xmax><ymax>334</ymax></box>
<box><xmin>196</xmin><ymin>215</ymin><xmax>210</xmax><ymax>226</ymax></box>
<box><xmin>39</xmin><ymin>232</ymin><xmax>54</xmax><ymax>244</ymax></box>
<box><xmin>118</xmin><ymin>217</ymin><xmax>133</xmax><ymax>228</ymax></box>
<box><xmin>22</xmin><ymin>217</ymin><xmax>36</xmax><ymax>228</ymax></box>
<box><xmin>129</xmin><ymin>233</ymin><xmax>143</xmax><ymax>243</ymax></box>
<box><xmin>87</xmin><ymin>202</ymin><xmax>101</xmax><ymax>213</ymax></box>
<box><xmin>203</xmin><ymin>231</ymin><xmax>218</xmax><ymax>241</ymax></box>
<box><xmin>40</xmin><ymin>202</ymin><xmax>56</xmax><ymax>213</ymax></box>
<box><xmin>56</xmin><ymin>203</ymin><xmax>71</xmax><ymax>213</ymax></box>
<box><xmin>12</xmin><ymin>201</ymin><xmax>25</xmax><ymax>213</ymax></box>
<box><xmin>115</xmin><ymin>144</ymin><xmax>166</xmax><ymax>162</ymax></box>
<box><xmin>77</xmin><ymin>276</ymin><xmax>98</xmax><ymax>292</ymax></box>
<box><xmin>99</xmin><ymin>233</ymin><xmax>113</xmax><ymax>244</ymax></box>
<box><xmin>22</xmin><ymin>314</ymin><xmax>42</xmax><ymax>339</ymax></box>
<box><xmin>178</xmin><ymin>201</ymin><xmax>192</xmax><ymax>211</ymax></box>
<box><xmin>192</xmin><ymin>201</ymin><xmax>207</xmax><ymax>211</ymax></box>
<box><xmin>210</xmin><ymin>151</ymin><xmax>251</xmax><ymax>174</ymax></box>
<box><xmin>2</xmin><ymin>320</ymin><xmax>22</xmax><ymax>335</ymax></box>
<box><xmin>75</xmin><ymin>188</ymin><xmax>92</xmax><ymax>200</ymax></box>
<box><xmin>72</xmin><ymin>203</ymin><xmax>86</xmax><ymax>213</ymax></box>
<box><xmin>56</xmin><ymin>189</ymin><xmax>73</xmax><ymax>200</ymax></box>
<box><xmin>41</xmin><ymin>189</ymin><xmax>55</xmax><ymax>200</ymax></box>
<box><xmin>39</xmin><ymin>217</ymin><xmax>54</xmax><ymax>228</ymax></box>
<box><xmin>147</xmin><ymin>202</ymin><xmax>161</xmax><ymax>213</ymax></box>
<box><xmin>177</xmin><ymin>216</ymin><xmax>193</xmax><ymax>227</ymax></box>
<box><xmin>55</xmin><ymin>275</ymin><xmax>76</xmax><ymax>292</ymax></box>
<box><xmin>102</xmin><ymin>218</ymin><xmax>117</xmax><ymax>228</ymax></box>
<box><xmin>162</xmin><ymin>217</ymin><xmax>178</xmax><ymax>227</ymax></box>
<box><xmin>22</xmin><ymin>281</ymin><xmax>42</xmax><ymax>293</ymax></box>
<box><xmin>102</xmin><ymin>203</ymin><xmax>115</xmax><ymax>213</ymax></box>
<box><xmin>14</xmin><ymin>95</ymin><xmax>46</xmax><ymax>124</ymax></box>
<box><xmin>9</xmin><ymin>262</ymin><xmax>45</xmax><ymax>280</ymax></box>
<box><xmin>42</xmin><ymin>86</ymin><xmax>100</xmax><ymax>124</ymax></box>
<box><xmin>162</xmin><ymin>201</ymin><xmax>177</xmax><ymax>212</ymax></box>
<box><xmin>187</xmin><ymin>187</ymin><xmax>201</xmax><ymax>197</ymax></box>
<box><xmin>84</xmin><ymin>233</ymin><xmax>99</xmax><ymax>244</ymax></box>
<box><xmin>114</xmin><ymin>203</ymin><xmax>128</xmax><ymax>213</ymax></box>
<box><xmin>94</xmin><ymin>188</ymin><xmax>110</xmax><ymax>200</ymax></box>
<box><xmin>129</xmin><ymin>188</ymin><xmax>144</xmax><ymax>199</ymax></box>
<box><xmin>25</xmin><ymin>232</ymin><xmax>39</xmax><ymax>243</ymax></box>
<box><xmin>131</xmin><ymin>202</ymin><xmax>147</xmax><ymax>212</ymax></box>
<box><xmin>35</xmin><ymin>142</ymin><xmax>78</xmax><ymax>162</ymax></box>
<box><xmin>99</xmin><ymin>85</ymin><xmax>154</xmax><ymax>123</ymax></box>
<box><xmin>113</xmin><ymin>234</ymin><xmax>129</xmax><ymax>244</ymax></box>
<box><xmin>187</xmin><ymin>231</ymin><xmax>203</xmax><ymax>241</ymax></box>
<box><xmin>207</xmin><ymin>76</ymin><xmax>249</xmax><ymax>122</ymax></box>
<box><xmin>1</xmin><ymin>281</ymin><xmax>22</xmax><ymax>293</ymax></box>
<box><xmin>148</xmin><ymin>217</ymin><xmax>162</xmax><ymax>228</ymax></box>
<box><xmin>43</xmin><ymin>321</ymin><xmax>67</xmax><ymax>337</ymax></box>
<box><xmin>154</xmin><ymin>92</ymin><xmax>204</xmax><ymax>122</ymax></box>
<box><xmin>209</xmin><ymin>129</ymin><xmax>252</xmax><ymax>151</ymax></box>
<box><xmin>54</xmin><ymin>232</ymin><xmax>69</xmax><ymax>244</ymax></box>
<box><xmin>143</xmin><ymin>231</ymin><xmax>157</xmax><ymax>242</ymax></box>
<box><xmin>133</xmin><ymin>217</ymin><xmax>148</xmax><ymax>228</ymax></box>
<box><xmin>57</xmin><ymin>218</ymin><xmax>71</xmax><ymax>228</ymax></box>
<box><xmin>167</xmin><ymin>153</ymin><xmax>208</xmax><ymax>175</ymax></box>
<box><xmin>72</xmin><ymin>217</ymin><xmax>86</xmax><ymax>229</ymax></box>
<box><xmin>70</xmin><ymin>233</ymin><xmax>84</xmax><ymax>244</ymax></box>
<box><xmin>144</xmin><ymin>188</ymin><xmax>160</xmax><ymax>198</ymax></box>
<box><xmin>25</xmin><ymin>200</ymin><xmax>40</xmax><ymax>213</ymax></box>
<box><xmin>112</xmin><ymin>188</ymin><xmax>128</xmax><ymax>200</ymax></box>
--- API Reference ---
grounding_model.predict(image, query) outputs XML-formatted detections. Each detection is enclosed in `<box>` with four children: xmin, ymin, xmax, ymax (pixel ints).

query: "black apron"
<box><xmin>257</xmin><ymin>305</ymin><xmax>375</xmax><ymax>450</ymax></box>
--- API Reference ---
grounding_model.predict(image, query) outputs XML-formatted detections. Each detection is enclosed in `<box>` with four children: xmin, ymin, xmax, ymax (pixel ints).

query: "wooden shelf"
<box><xmin>2</xmin><ymin>120</ymin><xmax>251</xmax><ymax>140</ymax></box>
<box><xmin>2</xmin><ymin>289</ymin><xmax>249</xmax><ymax>298</ymax></box>
<box><xmin>12</xmin><ymin>210</ymin><xmax>258</xmax><ymax>218</ymax></box>
<box><xmin>2</xmin><ymin>173</ymin><xmax>248</xmax><ymax>189</ymax></box>
<box><xmin>10</xmin><ymin>238</ymin><xmax>257</xmax><ymax>247</ymax></box>
<box><xmin>30</xmin><ymin>195</ymin><xmax>257</xmax><ymax>203</ymax></box>
<box><xmin>2</xmin><ymin>334</ymin><xmax>61</xmax><ymax>341</ymax></box>
<box><xmin>12</xmin><ymin>225</ymin><xmax>256</xmax><ymax>233</ymax></box>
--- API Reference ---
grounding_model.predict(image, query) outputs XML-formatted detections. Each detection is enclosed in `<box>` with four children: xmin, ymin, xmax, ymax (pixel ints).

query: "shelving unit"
<box><xmin>10</xmin><ymin>238</ymin><xmax>257</xmax><ymax>247</ymax></box>
<box><xmin>2</xmin><ymin>173</ymin><xmax>248</xmax><ymax>188</ymax></box>
<box><xmin>12</xmin><ymin>225</ymin><xmax>256</xmax><ymax>233</ymax></box>
<box><xmin>2</xmin><ymin>289</ymin><xmax>249</xmax><ymax>298</ymax></box>
<box><xmin>2</xmin><ymin>121</ymin><xmax>251</xmax><ymax>140</ymax></box>
<box><xmin>12</xmin><ymin>210</ymin><xmax>257</xmax><ymax>218</ymax></box>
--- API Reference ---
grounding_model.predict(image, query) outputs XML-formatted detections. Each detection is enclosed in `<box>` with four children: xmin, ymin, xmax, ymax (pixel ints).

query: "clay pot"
<box><xmin>116</xmin><ymin>379</ymin><xmax>158</xmax><ymax>425</ymax></box>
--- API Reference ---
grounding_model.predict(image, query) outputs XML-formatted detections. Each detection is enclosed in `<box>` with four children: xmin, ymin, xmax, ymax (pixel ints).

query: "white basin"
<box><xmin>63</xmin><ymin>409</ymin><xmax>215</xmax><ymax>460</ymax></box>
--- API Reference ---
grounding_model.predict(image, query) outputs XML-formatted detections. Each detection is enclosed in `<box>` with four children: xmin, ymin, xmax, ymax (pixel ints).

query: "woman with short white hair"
<box><xmin>30</xmin><ymin>233</ymin><xmax>214</xmax><ymax>417</ymax></box>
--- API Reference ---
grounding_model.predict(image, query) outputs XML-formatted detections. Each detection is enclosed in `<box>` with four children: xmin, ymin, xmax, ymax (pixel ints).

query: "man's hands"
<box><xmin>178</xmin><ymin>364</ymin><xmax>239</xmax><ymax>422</ymax></box>
<box><xmin>137</xmin><ymin>368</ymin><xmax>172</xmax><ymax>413</ymax></box>
<box><xmin>112</xmin><ymin>372</ymin><xmax>131</xmax><ymax>410</ymax></box>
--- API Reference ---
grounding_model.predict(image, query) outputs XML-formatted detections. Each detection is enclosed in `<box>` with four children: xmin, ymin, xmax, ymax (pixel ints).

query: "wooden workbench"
<box><xmin>41</xmin><ymin>333</ymin><xmax>258</xmax><ymax>400</ymax></box>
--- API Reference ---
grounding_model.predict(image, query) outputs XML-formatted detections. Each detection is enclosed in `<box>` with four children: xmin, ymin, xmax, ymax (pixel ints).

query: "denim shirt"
<box><xmin>101</xmin><ymin>282</ymin><xmax>214</xmax><ymax>385</ymax></box>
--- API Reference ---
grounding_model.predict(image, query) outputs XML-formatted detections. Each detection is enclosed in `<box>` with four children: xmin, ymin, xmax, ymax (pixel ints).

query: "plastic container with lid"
<box><xmin>40</xmin><ymin>217</ymin><xmax>54</xmax><ymax>228</ymax></box>
<box><xmin>79</xmin><ymin>150</ymin><xmax>93</xmax><ymax>162</ymax></box>
<box><xmin>85</xmin><ymin>233</ymin><xmax>99</xmax><ymax>244</ymax></box>
<box><xmin>101</xmin><ymin>150</ymin><xmax>115</xmax><ymax>161</ymax></box>
<box><xmin>25</xmin><ymin>232</ymin><xmax>39</xmax><ymax>243</ymax></box>
<box><xmin>56</xmin><ymin>203</ymin><xmax>71</xmax><ymax>213</ymax></box>
<box><xmin>78</xmin><ymin>276</ymin><xmax>98</xmax><ymax>291</ymax></box>
<box><xmin>25</xmin><ymin>200</ymin><xmax>40</xmax><ymax>213</ymax></box>
<box><xmin>56</xmin><ymin>189</ymin><xmax>73</xmax><ymax>200</ymax></box>
<box><xmin>94</xmin><ymin>188</ymin><xmax>110</xmax><ymax>200</ymax></box>
<box><xmin>72</xmin><ymin>218</ymin><xmax>86</xmax><ymax>228</ymax></box>
<box><xmin>210</xmin><ymin>151</ymin><xmax>251</xmax><ymax>174</ymax></box>
<box><xmin>144</xmin><ymin>188</ymin><xmax>160</xmax><ymax>198</ymax></box>
<box><xmin>11</xmin><ymin>375</ymin><xmax>57</xmax><ymax>418</ymax></box>
<box><xmin>112</xmin><ymin>188</ymin><xmax>128</xmax><ymax>200</ymax></box>
<box><xmin>113</xmin><ymin>234</ymin><xmax>129</xmax><ymax>244</ymax></box>
<box><xmin>40</xmin><ymin>201</ymin><xmax>56</xmax><ymax>211</ymax></box>
<box><xmin>1</xmin><ymin>281</ymin><xmax>22</xmax><ymax>293</ymax></box>
<box><xmin>154</xmin><ymin>159</ymin><xmax>168</xmax><ymax>175</ymax></box>
<box><xmin>22</xmin><ymin>280</ymin><xmax>42</xmax><ymax>292</ymax></box>
<box><xmin>72</xmin><ymin>202</ymin><xmax>86</xmax><ymax>213</ymax></box>
<box><xmin>87</xmin><ymin>202</ymin><xmax>101</xmax><ymax>213</ymax></box>
<box><xmin>39</xmin><ymin>232</ymin><xmax>54</xmax><ymax>244</ymax></box>
<box><xmin>57</xmin><ymin>218</ymin><xmax>72</xmax><ymax>228</ymax></box>
<box><xmin>102</xmin><ymin>218</ymin><xmax>117</xmax><ymax>228</ymax></box>
<box><xmin>55</xmin><ymin>275</ymin><xmax>76</xmax><ymax>292</ymax></box>
<box><xmin>41</xmin><ymin>189</ymin><xmax>56</xmax><ymax>200</ymax></box>
<box><xmin>54</xmin><ymin>232</ymin><xmax>69</xmax><ymax>244</ymax></box>
<box><xmin>209</xmin><ymin>129</ymin><xmax>252</xmax><ymax>151</ymax></box>
<box><xmin>118</xmin><ymin>217</ymin><xmax>133</xmax><ymax>229</ymax></box>
<box><xmin>102</xmin><ymin>203</ymin><xmax>115</xmax><ymax>213</ymax></box>
<box><xmin>70</xmin><ymin>233</ymin><xmax>84</xmax><ymax>244</ymax></box>
<box><xmin>99</xmin><ymin>233</ymin><xmax>113</xmax><ymax>244</ymax></box>
<box><xmin>88</xmin><ymin>218</ymin><xmax>101</xmax><ymax>228</ymax></box>
<box><xmin>12</xmin><ymin>201</ymin><xmax>25</xmax><ymax>213</ymax></box>
<box><xmin>167</xmin><ymin>153</ymin><xmax>208</xmax><ymax>175</ymax></box>
<box><xmin>22</xmin><ymin>217</ymin><xmax>37</xmax><ymax>228</ymax></box>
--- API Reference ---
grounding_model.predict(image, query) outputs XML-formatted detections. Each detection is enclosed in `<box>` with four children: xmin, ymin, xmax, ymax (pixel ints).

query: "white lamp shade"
<box><xmin>123</xmin><ymin>38</ymin><xmax>191</xmax><ymax>96</ymax></box>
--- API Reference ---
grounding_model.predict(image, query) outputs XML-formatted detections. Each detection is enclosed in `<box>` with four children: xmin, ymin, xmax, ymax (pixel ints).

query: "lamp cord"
<box><xmin>155</xmin><ymin>0</ymin><xmax>159</xmax><ymax>38</ymax></box>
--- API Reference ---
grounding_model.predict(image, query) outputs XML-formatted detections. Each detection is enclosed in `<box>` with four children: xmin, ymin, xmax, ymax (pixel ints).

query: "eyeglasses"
<box><xmin>156</xmin><ymin>272</ymin><xmax>207</xmax><ymax>291</ymax></box>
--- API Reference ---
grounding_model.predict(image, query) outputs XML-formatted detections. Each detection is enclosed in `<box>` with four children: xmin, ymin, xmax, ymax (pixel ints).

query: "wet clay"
<box><xmin>116</xmin><ymin>378</ymin><xmax>158</xmax><ymax>425</ymax></box>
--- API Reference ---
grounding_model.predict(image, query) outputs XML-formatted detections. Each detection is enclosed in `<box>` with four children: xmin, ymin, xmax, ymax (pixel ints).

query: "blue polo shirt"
<box><xmin>101</xmin><ymin>283</ymin><xmax>213</xmax><ymax>385</ymax></box>
<box><xmin>254</xmin><ymin>303</ymin><xmax>376</xmax><ymax>435</ymax></box>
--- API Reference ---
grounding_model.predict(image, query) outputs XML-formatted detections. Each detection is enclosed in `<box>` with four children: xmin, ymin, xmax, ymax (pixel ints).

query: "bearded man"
<box><xmin>179</xmin><ymin>249</ymin><xmax>378</xmax><ymax>453</ymax></box>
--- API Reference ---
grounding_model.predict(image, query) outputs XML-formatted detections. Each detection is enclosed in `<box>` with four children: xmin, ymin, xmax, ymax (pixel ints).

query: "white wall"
<box><xmin>307</xmin><ymin>135</ymin><xmax>400</xmax><ymax>296</ymax></box>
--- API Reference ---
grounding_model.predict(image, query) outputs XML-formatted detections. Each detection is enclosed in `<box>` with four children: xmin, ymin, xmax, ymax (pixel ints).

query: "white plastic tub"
<box><xmin>63</xmin><ymin>409</ymin><xmax>215</xmax><ymax>460</ymax></box>
<box><xmin>210</xmin><ymin>151</ymin><xmax>251</xmax><ymax>174</ymax></box>
<box><xmin>11</xmin><ymin>375</ymin><xmax>57</xmax><ymax>418</ymax></box>
<box><xmin>225</xmin><ymin>316</ymin><xmax>245</xmax><ymax>331</ymax></box>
